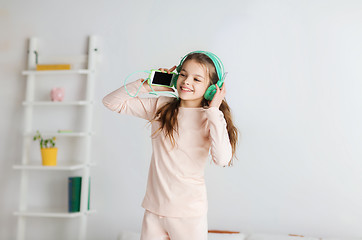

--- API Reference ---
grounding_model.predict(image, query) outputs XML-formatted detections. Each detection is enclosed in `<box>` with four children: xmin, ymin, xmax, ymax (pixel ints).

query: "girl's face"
<box><xmin>176</xmin><ymin>59</ymin><xmax>210</xmax><ymax>108</ymax></box>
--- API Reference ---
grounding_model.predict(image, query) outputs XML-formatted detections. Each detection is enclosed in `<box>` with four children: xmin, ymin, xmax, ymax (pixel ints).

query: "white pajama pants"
<box><xmin>140</xmin><ymin>210</ymin><xmax>208</xmax><ymax>240</ymax></box>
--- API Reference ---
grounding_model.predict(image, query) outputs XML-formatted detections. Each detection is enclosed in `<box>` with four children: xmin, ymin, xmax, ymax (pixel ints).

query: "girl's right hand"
<box><xmin>159</xmin><ymin>65</ymin><xmax>177</xmax><ymax>74</ymax></box>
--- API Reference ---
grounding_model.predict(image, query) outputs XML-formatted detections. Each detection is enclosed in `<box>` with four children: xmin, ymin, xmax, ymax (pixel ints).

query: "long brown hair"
<box><xmin>152</xmin><ymin>53</ymin><xmax>239</xmax><ymax>165</ymax></box>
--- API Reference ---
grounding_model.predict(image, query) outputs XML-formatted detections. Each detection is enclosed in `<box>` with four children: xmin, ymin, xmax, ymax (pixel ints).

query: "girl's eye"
<box><xmin>180</xmin><ymin>73</ymin><xmax>186</xmax><ymax>77</ymax></box>
<box><xmin>194</xmin><ymin>78</ymin><xmax>201</xmax><ymax>82</ymax></box>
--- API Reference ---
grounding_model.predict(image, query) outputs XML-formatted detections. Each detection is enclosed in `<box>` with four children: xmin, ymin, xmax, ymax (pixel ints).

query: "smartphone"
<box><xmin>148</xmin><ymin>70</ymin><xmax>177</xmax><ymax>88</ymax></box>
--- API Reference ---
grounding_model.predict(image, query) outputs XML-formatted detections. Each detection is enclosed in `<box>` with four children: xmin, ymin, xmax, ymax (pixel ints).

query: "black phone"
<box><xmin>148</xmin><ymin>70</ymin><xmax>177</xmax><ymax>88</ymax></box>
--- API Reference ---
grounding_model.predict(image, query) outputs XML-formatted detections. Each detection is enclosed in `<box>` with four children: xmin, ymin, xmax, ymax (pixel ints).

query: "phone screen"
<box><xmin>152</xmin><ymin>71</ymin><xmax>173</xmax><ymax>87</ymax></box>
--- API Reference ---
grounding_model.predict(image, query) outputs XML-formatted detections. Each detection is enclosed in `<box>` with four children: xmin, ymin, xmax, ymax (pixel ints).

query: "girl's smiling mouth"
<box><xmin>180</xmin><ymin>86</ymin><xmax>193</xmax><ymax>92</ymax></box>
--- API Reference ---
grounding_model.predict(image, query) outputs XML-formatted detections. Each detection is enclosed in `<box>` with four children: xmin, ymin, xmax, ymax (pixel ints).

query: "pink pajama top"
<box><xmin>103</xmin><ymin>80</ymin><xmax>232</xmax><ymax>217</ymax></box>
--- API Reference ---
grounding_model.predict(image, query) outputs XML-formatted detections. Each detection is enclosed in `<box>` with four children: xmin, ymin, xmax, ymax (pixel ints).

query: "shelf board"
<box><xmin>13</xmin><ymin>162</ymin><xmax>94</xmax><ymax>171</ymax></box>
<box><xmin>14</xmin><ymin>209</ymin><xmax>95</xmax><ymax>218</ymax></box>
<box><xmin>24</xmin><ymin>131</ymin><xmax>93</xmax><ymax>137</ymax></box>
<box><xmin>22</xmin><ymin>101</ymin><xmax>92</xmax><ymax>106</ymax></box>
<box><xmin>22</xmin><ymin>69</ymin><xmax>93</xmax><ymax>75</ymax></box>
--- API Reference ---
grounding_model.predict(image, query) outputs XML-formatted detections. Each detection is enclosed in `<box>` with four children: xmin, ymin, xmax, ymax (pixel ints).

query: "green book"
<box><xmin>68</xmin><ymin>177</ymin><xmax>82</xmax><ymax>212</ymax></box>
<box><xmin>88</xmin><ymin>177</ymin><xmax>91</xmax><ymax>210</ymax></box>
<box><xmin>68</xmin><ymin>176</ymin><xmax>91</xmax><ymax>212</ymax></box>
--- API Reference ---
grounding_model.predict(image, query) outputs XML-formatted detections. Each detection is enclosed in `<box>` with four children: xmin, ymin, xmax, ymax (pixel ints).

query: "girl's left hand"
<box><xmin>209</xmin><ymin>82</ymin><xmax>226</xmax><ymax>108</ymax></box>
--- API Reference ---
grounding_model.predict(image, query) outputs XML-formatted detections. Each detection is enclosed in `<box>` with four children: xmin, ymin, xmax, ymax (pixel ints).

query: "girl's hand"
<box><xmin>159</xmin><ymin>65</ymin><xmax>177</xmax><ymax>74</ymax></box>
<box><xmin>209</xmin><ymin>82</ymin><xmax>226</xmax><ymax>108</ymax></box>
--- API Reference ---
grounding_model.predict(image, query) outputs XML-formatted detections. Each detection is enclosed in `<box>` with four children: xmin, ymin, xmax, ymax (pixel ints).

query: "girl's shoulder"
<box><xmin>154</xmin><ymin>96</ymin><xmax>177</xmax><ymax>111</ymax></box>
<box><xmin>157</xmin><ymin>95</ymin><xmax>175</xmax><ymax>104</ymax></box>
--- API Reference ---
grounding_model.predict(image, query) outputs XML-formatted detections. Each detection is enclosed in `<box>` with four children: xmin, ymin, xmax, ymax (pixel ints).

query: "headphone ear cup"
<box><xmin>173</xmin><ymin>63</ymin><xmax>182</xmax><ymax>88</ymax></box>
<box><xmin>172</xmin><ymin>74</ymin><xmax>179</xmax><ymax>88</ymax></box>
<box><xmin>204</xmin><ymin>80</ymin><xmax>224</xmax><ymax>101</ymax></box>
<box><xmin>204</xmin><ymin>84</ymin><xmax>216</xmax><ymax>101</ymax></box>
<box><xmin>176</xmin><ymin>64</ymin><xmax>182</xmax><ymax>73</ymax></box>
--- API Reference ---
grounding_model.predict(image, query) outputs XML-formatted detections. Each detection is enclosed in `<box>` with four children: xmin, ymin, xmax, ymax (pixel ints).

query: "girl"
<box><xmin>103</xmin><ymin>51</ymin><xmax>238</xmax><ymax>240</ymax></box>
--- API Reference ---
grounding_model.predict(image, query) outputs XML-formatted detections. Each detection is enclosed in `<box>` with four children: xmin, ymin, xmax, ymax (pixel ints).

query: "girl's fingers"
<box><xmin>209</xmin><ymin>83</ymin><xmax>227</xmax><ymax>108</ymax></box>
<box><xmin>167</xmin><ymin>66</ymin><xmax>177</xmax><ymax>74</ymax></box>
<box><xmin>221</xmin><ymin>82</ymin><xmax>225</xmax><ymax>91</ymax></box>
<box><xmin>216</xmin><ymin>84</ymin><xmax>226</xmax><ymax>98</ymax></box>
<box><xmin>216</xmin><ymin>85</ymin><xmax>222</xmax><ymax>95</ymax></box>
<box><xmin>169</xmin><ymin>65</ymin><xmax>177</xmax><ymax>72</ymax></box>
<box><xmin>159</xmin><ymin>65</ymin><xmax>177</xmax><ymax>74</ymax></box>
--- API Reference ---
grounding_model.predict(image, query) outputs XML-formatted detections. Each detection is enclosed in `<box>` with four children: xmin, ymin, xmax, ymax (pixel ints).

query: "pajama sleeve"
<box><xmin>205</xmin><ymin>107</ymin><xmax>233</xmax><ymax>167</ymax></box>
<box><xmin>102</xmin><ymin>79</ymin><xmax>166</xmax><ymax>120</ymax></box>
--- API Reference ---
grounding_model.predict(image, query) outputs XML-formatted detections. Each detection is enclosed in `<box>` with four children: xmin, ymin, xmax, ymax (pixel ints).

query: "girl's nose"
<box><xmin>184</xmin><ymin>77</ymin><xmax>191</xmax><ymax>85</ymax></box>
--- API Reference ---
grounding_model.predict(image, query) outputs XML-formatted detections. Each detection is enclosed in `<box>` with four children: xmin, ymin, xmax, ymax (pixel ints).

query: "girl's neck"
<box><xmin>179</xmin><ymin>99</ymin><xmax>203</xmax><ymax>108</ymax></box>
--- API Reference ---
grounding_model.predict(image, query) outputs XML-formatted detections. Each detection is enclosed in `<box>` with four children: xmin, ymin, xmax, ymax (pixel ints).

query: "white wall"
<box><xmin>1</xmin><ymin>0</ymin><xmax>362</xmax><ymax>239</ymax></box>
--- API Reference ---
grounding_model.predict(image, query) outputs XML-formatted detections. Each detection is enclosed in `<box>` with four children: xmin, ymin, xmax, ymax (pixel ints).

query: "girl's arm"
<box><xmin>206</xmin><ymin>107</ymin><xmax>233</xmax><ymax>167</ymax></box>
<box><xmin>102</xmin><ymin>79</ymin><xmax>172</xmax><ymax>120</ymax></box>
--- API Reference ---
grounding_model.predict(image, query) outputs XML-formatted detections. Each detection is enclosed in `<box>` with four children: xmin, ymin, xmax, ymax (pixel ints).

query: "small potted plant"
<box><xmin>33</xmin><ymin>130</ymin><xmax>57</xmax><ymax>166</ymax></box>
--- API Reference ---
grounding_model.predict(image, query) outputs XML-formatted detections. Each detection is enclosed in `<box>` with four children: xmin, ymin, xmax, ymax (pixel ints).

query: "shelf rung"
<box><xmin>22</xmin><ymin>69</ymin><xmax>93</xmax><ymax>75</ymax></box>
<box><xmin>14</xmin><ymin>210</ymin><xmax>95</xmax><ymax>218</ymax></box>
<box><xmin>22</xmin><ymin>101</ymin><xmax>92</xmax><ymax>106</ymax></box>
<box><xmin>24</xmin><ymin>131</ymin><xmax>93</xmax><ymax>137</ymax></box>
<box><xmin>13</xmin><ymin>162</ymin><xmax>95</xmax><ymax>171</ymax></box>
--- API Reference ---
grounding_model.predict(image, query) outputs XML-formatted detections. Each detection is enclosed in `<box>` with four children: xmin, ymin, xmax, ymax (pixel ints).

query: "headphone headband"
<box><xmin>176</xmin><ymin>51</ymin><xmax>224</xmax><ymax>81</ymax></box>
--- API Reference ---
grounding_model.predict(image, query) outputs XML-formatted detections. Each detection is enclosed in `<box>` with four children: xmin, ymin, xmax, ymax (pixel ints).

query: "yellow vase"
<box><xmin>41</xmin><ymin>148</ymin><xmax>58</xmax><ymax>166</ymax></box>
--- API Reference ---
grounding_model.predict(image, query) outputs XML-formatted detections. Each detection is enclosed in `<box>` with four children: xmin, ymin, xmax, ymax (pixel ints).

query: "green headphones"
<box><xmin>174</xmin><ymin>51</ymin><xmax>226</xmax><ymax>101</ymax></box>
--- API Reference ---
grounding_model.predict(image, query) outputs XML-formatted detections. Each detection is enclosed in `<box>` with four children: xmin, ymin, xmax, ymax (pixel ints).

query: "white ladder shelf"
<box><xmin>14</xmin><ymin>36</ymin><xmax>98</xmax><ymax>240</ymax></box>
